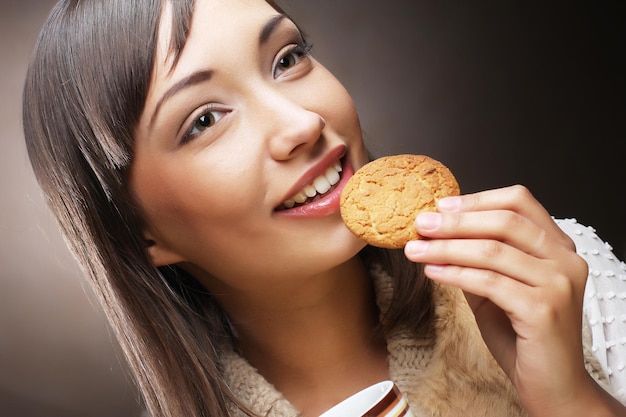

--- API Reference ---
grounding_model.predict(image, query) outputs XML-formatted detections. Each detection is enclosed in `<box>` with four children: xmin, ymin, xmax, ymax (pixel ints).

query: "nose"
<box><xmin>255</xmin><ymin>89</ymin><xmax>326</xmax><ymax>161</ymax></box>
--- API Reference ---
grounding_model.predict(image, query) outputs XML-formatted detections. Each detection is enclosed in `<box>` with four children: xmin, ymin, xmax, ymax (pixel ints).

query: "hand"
<box><xmin>404</xmin><ymin>185</ymin><xmax>624</xmax><ymax>416</ymax></box>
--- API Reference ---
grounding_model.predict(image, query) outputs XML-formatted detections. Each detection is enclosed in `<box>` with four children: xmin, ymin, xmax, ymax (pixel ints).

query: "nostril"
<box><xmin>319</xmin><ymin>116</ymin><xmax>326</xmax><ymax>130</ymax></box>
<box><xmin>288</xmin><ymin>143</ymin><xmax>308</xmax><ymax>157</ymax></box>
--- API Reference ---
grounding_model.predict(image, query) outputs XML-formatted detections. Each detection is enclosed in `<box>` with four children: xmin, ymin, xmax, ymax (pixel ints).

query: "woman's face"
<box><xmin>130</xmin><ymin>0</ymin><xmax>369</xmax><ymax>292</ymax></box>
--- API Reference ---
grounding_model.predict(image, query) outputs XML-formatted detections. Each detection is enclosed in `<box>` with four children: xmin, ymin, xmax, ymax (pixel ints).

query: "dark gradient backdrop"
<box><xmin>1</xmin><ymin>1</ymin><xmax>623</xmax><ymax>416</ymax></box>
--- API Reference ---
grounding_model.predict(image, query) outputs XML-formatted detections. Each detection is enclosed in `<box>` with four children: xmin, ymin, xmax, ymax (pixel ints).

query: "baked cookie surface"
<box><xmin>340</xmin><ymin>154</ymin><xmax>460</xmax><ymax>248</ymax></box>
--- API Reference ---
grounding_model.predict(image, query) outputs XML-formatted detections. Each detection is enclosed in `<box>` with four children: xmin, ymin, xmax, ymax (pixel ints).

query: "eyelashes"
<box><xmin>180</xmin><ymin>104</ymin><xmax>229</xmax><ymax>145</ymax></box>
<box><xmin>272</xmin><ymin>41</ymin><xmax>314</xmax><ymax>78</ymax></box>
<box><xmin>179</xmin><ymin>39</ymin><xmax>314</xmax><ymax>145</ymax></box>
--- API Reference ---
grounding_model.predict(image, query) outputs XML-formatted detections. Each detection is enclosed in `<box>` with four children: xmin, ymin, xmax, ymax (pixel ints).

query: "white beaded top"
<box><xmin>556</xmin><ymin>218</ymin><xmax>626</xmax><ymax>403</ymax></box>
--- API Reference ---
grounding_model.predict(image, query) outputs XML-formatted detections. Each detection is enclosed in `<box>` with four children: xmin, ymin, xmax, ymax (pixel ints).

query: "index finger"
<box><xmin>437</xmin><ymin>185</ymin><xmax>575</xmax><ymax>251</ymax></box>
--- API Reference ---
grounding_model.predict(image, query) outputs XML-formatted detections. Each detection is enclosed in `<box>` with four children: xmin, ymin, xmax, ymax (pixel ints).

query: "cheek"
<box><xmin>129</xmin><ymin>150</ymin><xmax>265</xmax><ymax>248</ymax></box>
<box><xmin>311</xmin><ymin>68</ymin><xmax>362</xmax><ymax>137</ymax></box>
<box><xmin>330</xmin><ymin>95</ymin><xmax>361</xmax><ymax>138</ymax></box>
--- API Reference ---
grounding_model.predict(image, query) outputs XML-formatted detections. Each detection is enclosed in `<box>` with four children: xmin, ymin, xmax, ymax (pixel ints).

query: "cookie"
<box><xmin>340</xmin><ymin>154</ymin><xmax>460</xmax><ymax>249</ymax></box>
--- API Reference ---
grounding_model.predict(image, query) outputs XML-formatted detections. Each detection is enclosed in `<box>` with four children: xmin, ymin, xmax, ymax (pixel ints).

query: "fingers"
<box><xmin>404</xmin><ymin>185</ymin><xmax>603</xmax><ymax>415</ymax></box>
<box><xmin>405</xmin><ymin>185</ymin><xmax>587</xmax><ymax>290</ymax></box>
<box><xmin>412</xmin><ymin>209</ymin><xmax>556</xmax><ymax>260</ymax></box>
<box><xmin>436</xmin><ymin>185</ymin><xmax>576</xmax><ymax>252</ymax></box>
<box><xmin>404</xmin><ymin>184</ymin><xmax>589</xmax><ymax>323</ymax></box>
<box><xmin>404</xmin><ymin>193</ymin><xmax>588</xmax><ymax>295</ymax></box>
<box><xmin>407</xmin><ymin>238</ymin><xmax>585</xmax><ymax>314</ymax></box>
<box><xmin>422</xmin><ymin>259</ymin><xmax>583</xmax><ymax>328</ymax></box>
<box><xmin>407</xmin><ymin>237</ymin><xmax>547</xmax><ymax>287</ymax></box>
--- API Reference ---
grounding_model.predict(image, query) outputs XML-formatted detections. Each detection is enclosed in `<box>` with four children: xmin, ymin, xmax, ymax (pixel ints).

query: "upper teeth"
<box><xmin>283</xmin><ymin>161</ymin><xmax>342</xmax><ymax>209</ymax></box>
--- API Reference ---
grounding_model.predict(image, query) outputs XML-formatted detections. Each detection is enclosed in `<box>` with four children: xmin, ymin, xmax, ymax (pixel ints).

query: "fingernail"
<box><xmin>405</xmin><ymin>240</ymin><xmax>429</xmax><ymax>256</ymax></box>
<box><xmin>416</xmin><ymin>212</ymin><xmax>441</xmax><ymax>231</ymax></box>
<box><xmin>424</xmin><ymin>264</ymin><xmax>445</xmax><ymax>274</ymax></box>
<box><xmin>438</xmin><ymin>196</ymin><xmax>461</xmax><ymax>212</ymax></box>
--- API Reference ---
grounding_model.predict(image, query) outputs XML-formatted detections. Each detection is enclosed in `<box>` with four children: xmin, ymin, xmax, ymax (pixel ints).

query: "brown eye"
<box><xmin>181</xmin><ymin>107</ymin><xmax>227</xmax><ymax>144</ymax></box>
<box><xmin>273</xmin><ymin>42</ymin><xmax>313</xmax><ymax>78</ymax></box>
<box><xmin>197</xmin><ymin>113</ymin><xmax>215</xmax><ymax>128</ymax></box>
<box><xmin>192</xmin><ymin>112</ymin><xmax>216</xmax><ymax>133</ymax></box>
<box><xmin>278</xmin><ymin>53</ymin><xmax>298</xmax><ymax>70</ymax></box>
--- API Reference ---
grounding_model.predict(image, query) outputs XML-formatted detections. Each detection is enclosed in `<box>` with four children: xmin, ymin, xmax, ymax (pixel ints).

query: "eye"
<box><xmin>278</xmin><ymin>53</ymin><xmax>298</xmax><ymax>70</ymax></box>
<box><xmin>273</xmin><ymin>42</ymin><xmax>313</xmax><ymax>78</ymax></box>
<box><xmin>181</xmin><ymin>106</ymin><xmax>227</xmax><ymax>144</ymax></box>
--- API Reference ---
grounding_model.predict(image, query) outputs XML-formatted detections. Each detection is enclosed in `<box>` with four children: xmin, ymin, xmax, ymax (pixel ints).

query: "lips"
<box><xmin>274</xmin><ymin>145</ymin><xmax>354</xmax><ymax>217</ymax></box>
<box><xmin>277</xmin><ymin>161</ymin><xmax>343</xmax><ymax>210</ymax></box>
<box><xmin>275</xmin><ymin>158</ymin><xmax>354</xmax><ymax>219</ymax></box>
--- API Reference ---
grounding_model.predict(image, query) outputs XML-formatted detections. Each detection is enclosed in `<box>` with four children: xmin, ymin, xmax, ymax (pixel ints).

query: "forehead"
<box><xmin>155</xmin><ymin>0</ymin><xmax>278</xmax><ymax>78</ymax></box>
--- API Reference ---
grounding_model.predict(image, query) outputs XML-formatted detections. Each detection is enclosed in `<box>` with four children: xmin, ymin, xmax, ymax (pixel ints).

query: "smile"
<box><xmin>277</xmin><ymin>161</ymin><xmax>343</xmax><ymax>210</ymax></box>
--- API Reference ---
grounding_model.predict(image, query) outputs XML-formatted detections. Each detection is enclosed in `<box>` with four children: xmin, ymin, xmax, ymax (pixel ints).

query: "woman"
<box><xmin>23</xmin><ymin>0</ymin><xmax>626</xmax><ymax>416</ymax></box>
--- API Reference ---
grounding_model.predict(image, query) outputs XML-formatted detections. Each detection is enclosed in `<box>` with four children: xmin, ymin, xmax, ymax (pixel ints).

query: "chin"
<box><xmin>316</xmin><ymin>227</ymin><xmax>367</xmax><ymax>270</ymax></box>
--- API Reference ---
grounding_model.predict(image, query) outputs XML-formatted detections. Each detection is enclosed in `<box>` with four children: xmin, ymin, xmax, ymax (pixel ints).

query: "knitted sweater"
<box><xmin>220</xmin><ymin>219</ymin><xmax>622</xmax><ymax>416</ymax></box>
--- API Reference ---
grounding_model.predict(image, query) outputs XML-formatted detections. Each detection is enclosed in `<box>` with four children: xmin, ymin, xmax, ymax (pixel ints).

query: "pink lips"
<box><xmin>275</xmin><ymin>151</ymin><xmax>354</xmax><ymax>218</ymax></box>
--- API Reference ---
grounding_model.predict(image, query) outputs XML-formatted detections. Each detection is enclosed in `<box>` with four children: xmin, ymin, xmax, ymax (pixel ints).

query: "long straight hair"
<box><xmin>23</xmin><ymin>1</ymin><xmax>433</xmax><ymax>416</ymax></box>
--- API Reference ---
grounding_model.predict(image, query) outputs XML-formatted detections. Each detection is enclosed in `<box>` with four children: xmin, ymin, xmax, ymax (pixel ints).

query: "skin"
<box><xmin>406</xmin><ymin>186</ymin><xmax>626</xmax><ymax>416</ymax></box>
<box><xmin>130</xmin><ymin>0</ymin><xmax>385</xmax><ymax>414</ymax></box>
<box><xmin>129</xmin><ymin>0</ymin><xmax>625</xmax><ymax>415</ymax></box>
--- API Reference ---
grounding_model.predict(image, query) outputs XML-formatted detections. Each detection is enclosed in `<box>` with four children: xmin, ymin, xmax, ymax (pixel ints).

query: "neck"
<box><xmin>215</xmin><ymin>257</ymin><xmax>390</xmax><ymax>416</ymax></box>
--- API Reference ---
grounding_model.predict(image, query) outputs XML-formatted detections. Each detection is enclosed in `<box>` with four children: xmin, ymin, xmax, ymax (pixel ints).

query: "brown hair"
<box><xmin>23</xmin><ymin>1</ymin><xmax>432</xmax><ymax>416</ymax></box>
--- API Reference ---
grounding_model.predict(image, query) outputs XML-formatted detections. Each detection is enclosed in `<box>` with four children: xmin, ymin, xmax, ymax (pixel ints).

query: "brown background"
<box><xmin>1</xmin><ymin>0</ymin><xmax>624</xmax><ymax>416</ymax></box>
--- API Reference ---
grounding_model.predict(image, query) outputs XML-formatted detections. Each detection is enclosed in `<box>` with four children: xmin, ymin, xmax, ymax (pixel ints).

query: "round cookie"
<box><xmin>340</xmin><ymin>154</ymin><xmax>460</xmax><ymax>249</ymax></box>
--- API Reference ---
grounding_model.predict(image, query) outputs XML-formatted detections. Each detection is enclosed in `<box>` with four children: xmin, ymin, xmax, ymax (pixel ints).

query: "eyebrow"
<box><xmin>259</xmin><ymin>14</ymin><xmax>286</xmax><ymax>45</ymax></box>
<box><xmin>151</xmin><ymin>70</ymin><xmax>212</xmax><ymax>125</ymax></box>
<box><xmin>150</xmin><ymin>14</ymin><xmax>288</xmax><ymax>125</ymax></box>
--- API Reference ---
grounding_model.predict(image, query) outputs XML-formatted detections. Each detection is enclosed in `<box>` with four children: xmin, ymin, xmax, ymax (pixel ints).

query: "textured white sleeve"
<box><xmin>555</xmin><ymin>218</ymin><xmax>626</xmax><ymax>404</ymax></box>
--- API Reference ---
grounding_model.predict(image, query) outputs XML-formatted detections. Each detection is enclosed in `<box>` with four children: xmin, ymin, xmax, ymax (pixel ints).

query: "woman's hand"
<box><xmin>404</xmin><ymin>185</ymin><xmax>624</xmax><ymax>416</ymax></box>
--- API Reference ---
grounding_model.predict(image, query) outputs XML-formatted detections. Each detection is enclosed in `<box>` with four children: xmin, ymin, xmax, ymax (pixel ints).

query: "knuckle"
<box><xmin>570</xmin><ymin>254</ymin><xmax>589</xmax><ymax>285</ymax></box>
<box><xmin>480</xmin><ymin>269</ymin><xmax>501</xmax><ymax>288</ymax></box>
<box><xmin>500</xmin><ymin>210</ymin><xmax>525</xmax><ymax>231</ymax></box>
<box><xmin>479</xmin><ymin>240</ymin><xmax>505</xmax><ymax>260</ymax></box>
<box><xmin>528</xmin><ymin>285</ymin><xmax>569</xmax><ymax>323</ymax></box>
<box><xmin>546</xmin><ymin>265</ymin><xmax>585</xmax><ymax>309</ymax></box>
<box><xmin>509</xmin><ymin>184</ymin><xmax>532</xmax><ymax>201</ymax></box>
<box><xmin>561</xmin><ymin>234</ymin><xmax>578</xmax><ymax>252</ymax></box>
<box><xmin>531</xmin><ymin>296</ymin><xmax>560</xmax><ymax>323</ymax></box>
<box><xmin>445</xmin><ymin>213</ymin><xmax>464</xmax><ymax>233</ymax></box>
<box><xmin>552</xmin><ymin>271</ymin><xmax>577</xmax><ymax>299</ymax></box>
<box><xmin>505</xmin><ymin>184</ymin><xmax>539</xmax><ymax>208</ymax></box>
